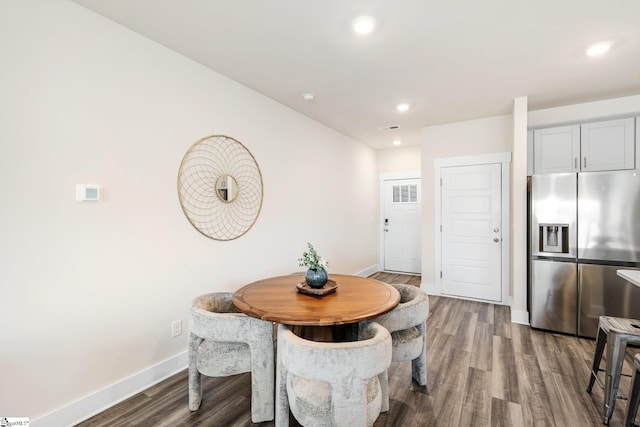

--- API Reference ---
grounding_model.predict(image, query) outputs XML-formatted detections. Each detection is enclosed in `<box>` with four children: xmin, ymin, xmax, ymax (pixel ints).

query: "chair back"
<box><xmin>279</xmin><ymin>321</ymin><xmax>391</xmax><ymax>384</ymax></box>
<box><xmin>375</xmin><ymin>284</ymin><xmax>429</xmax><ymax>333</ymax></box>
<box><xmin>191</xmin><ymin>292</ymin><xmax>272</xmax><ymax>342</ymax></box>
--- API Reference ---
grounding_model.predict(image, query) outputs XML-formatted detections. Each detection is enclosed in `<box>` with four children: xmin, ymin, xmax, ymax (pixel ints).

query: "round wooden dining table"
<box><xmin>232</xmin><ymin>273</ymin><xmax>400</xmax><ymax>341</ymax></box>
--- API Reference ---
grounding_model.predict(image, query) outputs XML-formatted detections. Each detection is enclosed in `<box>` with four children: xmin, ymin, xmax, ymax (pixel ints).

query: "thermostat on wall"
<box><xmin>76</xmin><ymin>184</ymin><xmax>103</xmax><ymax>202</ymax></box>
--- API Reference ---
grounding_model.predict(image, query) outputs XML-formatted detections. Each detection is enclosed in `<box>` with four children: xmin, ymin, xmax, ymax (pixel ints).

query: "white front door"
<box><xmin>383</xmin><ymin>179</ymin><xmax>421</xmax><ymax>274</ymax></box>
<box><xmin>440</xmin><ymin>163</ymin><xmax>502</xmax><ymax>302</ymax></box>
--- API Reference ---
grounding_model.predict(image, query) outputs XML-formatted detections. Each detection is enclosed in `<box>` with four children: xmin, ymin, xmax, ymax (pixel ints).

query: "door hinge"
<box><xmin>440</xmin><ymin>271</ymin><xmax>443</xmax><ymax>278</ymax></box>
<box><xmin>440</xmin><ymin>178</ymin><xmax>443</xmax><ymax>186</ymax></box>
<box><xmin>440</xmin><ymin>224</ymin><xmax>442</xmax><ymax>232</ymax></box>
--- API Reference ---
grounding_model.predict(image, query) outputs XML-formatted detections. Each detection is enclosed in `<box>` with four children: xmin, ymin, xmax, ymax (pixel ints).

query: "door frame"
<box><xmin>433</xmin><ymin>152</ymin><xmax>511</xmax><ymax>305</ymax></box>
<box><xmin>379</xmin><ymin>171</ymin><xmax>421</xmax><ymax>273</ymax></box>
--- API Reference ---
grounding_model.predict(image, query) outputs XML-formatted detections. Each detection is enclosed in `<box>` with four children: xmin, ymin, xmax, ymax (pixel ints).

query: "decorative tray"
<box><xmin>296</xmin><ymin>280</ymin><xmax>338</xmax><ymax>296</ymax></box>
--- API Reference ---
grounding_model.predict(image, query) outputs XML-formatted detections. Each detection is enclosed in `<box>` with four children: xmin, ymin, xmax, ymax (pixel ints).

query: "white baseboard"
<box><xmin>511</xmin><ymin>310</ymin><xmax>530</xmax><ymax>325</ymax></box>
<box><xmin>354</xmin><ymin>264</ymin><xmax>379</xmax><ymax>277</ymax></box>
<box><xmin>31</xmin><ymin>351</ymin><xmax>188</xmax><ymax>427</ymax></box>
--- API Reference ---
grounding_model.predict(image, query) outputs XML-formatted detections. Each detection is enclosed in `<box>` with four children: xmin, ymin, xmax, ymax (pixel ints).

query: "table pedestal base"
<box><xmin>292</xmin><ymin>324</ymin><xmax>359</xmax><ymax>342</ymax></box>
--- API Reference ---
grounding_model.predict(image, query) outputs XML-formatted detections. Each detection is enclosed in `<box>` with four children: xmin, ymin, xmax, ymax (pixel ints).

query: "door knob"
<box><xmin>493</xmin><ymin>237</ymin><xmax>500</xmax><ymax>242</ymax></box>
<box><xmin>493</xmin><ymin>228</ymin><xmax>499</xmax><ymax>233</ymax></box>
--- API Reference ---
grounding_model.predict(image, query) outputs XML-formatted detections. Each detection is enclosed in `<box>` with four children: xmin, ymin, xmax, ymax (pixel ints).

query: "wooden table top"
<box><xmin>232</xmin><ymin>274</ymin><xmax>400</xmax><ymax>326</ymax></box>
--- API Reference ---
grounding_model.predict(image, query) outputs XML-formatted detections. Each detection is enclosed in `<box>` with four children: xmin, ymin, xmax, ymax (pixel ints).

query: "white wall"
<box><xmin>0</xmin><ymin>0</ymin><xmax>378</xmax><ymax>422</ymax></box>
<box><xmin>529</xmin><ymin>94</ymin><xmax>640</xmax><ymax>127</ymax></box>
<box><xmin>420</xmin><ymin>115</ymin><xmax>513</xmax><ymax>287</ymax></box>
<box><xmin>511</xmin><ymin>97</ymin><xmax>529</xmax><ymax>323</ymax></box>
<box><xmin>377</xmin><ymin>145</ymin><xmax>421</xmax><ymax>174</ymax></box>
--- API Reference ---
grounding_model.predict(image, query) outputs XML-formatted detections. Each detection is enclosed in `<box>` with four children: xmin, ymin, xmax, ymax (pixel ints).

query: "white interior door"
<box><xmin>383</xmin><ymin>179</ymin><xmax>421</xmax><ymax>274</ymax></box>
<box><xmin>440</xmin><ymin>163</ymin><xmax>502</xmax><ymax>301</ymax></box>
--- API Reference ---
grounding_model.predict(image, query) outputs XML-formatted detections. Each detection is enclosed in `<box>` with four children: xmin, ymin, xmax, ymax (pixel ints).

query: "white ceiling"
<box><xmin>73</xmin><ymin>0</ymin><xmax>640</xmax><ymax>150</ymax></box>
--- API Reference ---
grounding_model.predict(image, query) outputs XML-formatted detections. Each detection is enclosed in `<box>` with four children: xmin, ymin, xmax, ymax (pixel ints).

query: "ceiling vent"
<box><xmin>378</xmin><ymin>125</ymin><xmax>401</xmax><ymax>131</ymax></box>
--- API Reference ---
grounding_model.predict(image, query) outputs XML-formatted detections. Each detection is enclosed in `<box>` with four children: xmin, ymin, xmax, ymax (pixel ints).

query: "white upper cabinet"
<box><xmin>534</xmin><ymin>125</ymin><xmax>580</xmax><ymax>174</ymax></box>
<box><xmin>533</xmin><ymin>118</ymin><xmax>636</xmax><ymax>174</ymax></box>
<box><xmin>581</xmin><ymin>118</ymin><xmax>635</xmax><ymax>172</ymax></box>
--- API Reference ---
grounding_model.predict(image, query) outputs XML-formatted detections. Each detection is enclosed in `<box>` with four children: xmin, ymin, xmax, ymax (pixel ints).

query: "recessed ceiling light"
<box><xmin>352</xmin><ymin>16</ymin><xmax>375</xmax><ymax>35</ymax></box>
<box><xmin>396</xmin><ymin>103</ymin><xmax>410</xmax><ymax>112</ymax></box>
<box><xmin>586</xmin><ymin>42</ymin><xmax>612</xmax><ymax>57</ymax></box>
<box><xmin>393</xmin><ymin>139</ymin><xmax>402</xmax><ymax>146</ymax></box>
<box><xmin>302</xmin><ymin>92</ymin><xmax>315</xmax><ymax>102</ymax></box>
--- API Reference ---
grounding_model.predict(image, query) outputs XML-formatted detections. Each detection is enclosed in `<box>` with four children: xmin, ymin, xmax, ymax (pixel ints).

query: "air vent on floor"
<box><xmin>378</xmin><ymin>125</ymin><xmax>401</xmax><ymax>131</ymax></box>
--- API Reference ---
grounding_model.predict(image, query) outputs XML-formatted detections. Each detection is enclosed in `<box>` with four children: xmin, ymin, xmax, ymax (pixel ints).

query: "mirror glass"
<box><xmin>215</xmin><ymin>174</ymin><xmax>239</xmax><ymax>202</ymax></box>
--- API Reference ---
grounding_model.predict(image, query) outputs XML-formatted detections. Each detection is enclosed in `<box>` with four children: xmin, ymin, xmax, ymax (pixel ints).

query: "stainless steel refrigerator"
<box><xmin>530</xmin><ymin>170</ymin><xmax>640</xmax><ymax>338</ymax></box>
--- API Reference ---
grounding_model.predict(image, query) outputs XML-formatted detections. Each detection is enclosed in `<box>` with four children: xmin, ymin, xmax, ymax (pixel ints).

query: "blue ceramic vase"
<box><xmin>305</xmin><ymin>267</ymin><xmax>328</xmax><ymax>288</ymax></box>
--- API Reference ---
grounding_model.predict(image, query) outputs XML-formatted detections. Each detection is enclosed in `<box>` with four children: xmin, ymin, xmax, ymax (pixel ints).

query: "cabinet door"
<box><xmin>533</xmin><ymin>125</ymin><xmax>580</xmax><ymax>174</ymax></box>
<box><xmin>530</xmin><ymin>259</ymin><xmax>577</xmax><ymax>334</ymax></box>
<box><xmin>581</xmin><ymin>118</ymin><xmax>635</xmax><ymax>171</ymax></box>
<box><xmin>578</xmin><ymin>264</ymin><xmax>640</xmax><ymax>338</ymax></box>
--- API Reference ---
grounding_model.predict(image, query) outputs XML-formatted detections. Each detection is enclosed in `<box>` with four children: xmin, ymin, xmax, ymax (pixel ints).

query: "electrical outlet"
<box><xmin>171</xmin><ymin>320</ymin><xmax>182</xmax><ymax>338</ymax></box>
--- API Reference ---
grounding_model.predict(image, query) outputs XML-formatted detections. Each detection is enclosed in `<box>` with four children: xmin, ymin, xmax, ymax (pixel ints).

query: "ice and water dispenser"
<box><xmin>539</xmin><ymin>223</ymin><xmax>569</xmax><ymax>254</ymax></box>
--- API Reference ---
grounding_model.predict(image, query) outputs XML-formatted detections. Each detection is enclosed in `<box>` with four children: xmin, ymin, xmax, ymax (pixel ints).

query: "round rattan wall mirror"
<box><xmin>177</xmin><ymin>135</ymin><xmax>263</xmax><ymax>241</ymax></box>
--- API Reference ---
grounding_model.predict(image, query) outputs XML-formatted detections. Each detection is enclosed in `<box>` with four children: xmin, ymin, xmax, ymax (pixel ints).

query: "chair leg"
<box><xmin>604</xmin><ymin>334</ymin><xmax>628</xmax><ymax>425</ymax></box>
<box><xmin>275</xmin><ymin>326</ymin><xmax>290</xmax><ymax>427</ymax></box>
<box><xmin>412</xmin><ymin>322</ymin><xmax>427</xmax><ymax>387</ymax></box>
<box><xmin>188</xmin><ymin>333</ymin><xmax>204</xmax><ymax>411</ymax></box>
<box><xmin>249</xmin><ymin>338</ymin><xmax>275</xmax><ymax>423</ymax></box>
<box><xmin>625</xmin><ymin>367</ymin><xmax>640</xmax><ymax>427</ymax></box>
<box><xmin>379</xmin><ymin>370</ymin><xmax>389</xmax><ymax>413</ymax></box>
<box><xmin>587</xmin><ymin>325</ymin><xmax>607</xmax><ymax>393</ymax></box>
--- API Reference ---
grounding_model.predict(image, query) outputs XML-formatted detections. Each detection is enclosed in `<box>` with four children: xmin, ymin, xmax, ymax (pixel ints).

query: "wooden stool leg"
<box><xmin>625</xmin><ymin>367</ymin><xmax>640</xmax><ymax>427</ymax></box>
<box><xmin>588</xmin><ymin>325</ymin><xmax>607</xmax><ymax>393</ymax></box>
<box><xmin>604</xmin><ymin>334</ymin><xmax>628</xmax><ymax>425</ymax></box>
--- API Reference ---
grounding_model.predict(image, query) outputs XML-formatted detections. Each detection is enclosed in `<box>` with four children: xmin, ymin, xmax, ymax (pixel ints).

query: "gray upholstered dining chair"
<box><xmin>374</xmin><ymin>283</ymin><xmax>429</xmax><ymax>412</ymax></box>
<box><xmin>189</xmin><ymin>292</ymin><xmax>275</xmax><ymax>423</ymax></box>
<box><xmin>275</xmin><ymin>321</ymin><xmax>392</xmax><ymax>427</ymax></box>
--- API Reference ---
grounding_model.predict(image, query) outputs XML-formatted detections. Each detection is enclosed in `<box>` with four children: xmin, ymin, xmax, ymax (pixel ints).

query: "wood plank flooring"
<box><xmin>77</xmin><ymin>272</ymin><xmax>640</xmax><ymax>426</ymax></box>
